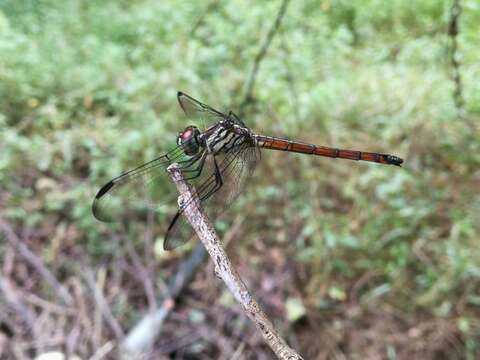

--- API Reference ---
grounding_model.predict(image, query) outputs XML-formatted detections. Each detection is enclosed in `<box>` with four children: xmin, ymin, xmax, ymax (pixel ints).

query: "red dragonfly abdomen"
<box><xmin>254</xmin><ymin>135</ymin><xmax>403</xmax><ymax>166</ymax></box>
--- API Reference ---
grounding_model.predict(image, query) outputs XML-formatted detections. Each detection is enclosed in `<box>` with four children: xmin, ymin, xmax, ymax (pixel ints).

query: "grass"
<box><xmin>1</xmin><ymin>0</ymin><xmax>479</xmax><ymax>358</ymax></box>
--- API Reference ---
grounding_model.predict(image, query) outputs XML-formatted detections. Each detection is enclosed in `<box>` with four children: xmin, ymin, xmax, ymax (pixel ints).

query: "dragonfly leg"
<box><xmin>177</xmin><ymin>154</ymin><xmax>223</xmax><ymax>214</ymax></box>
<box><xmin>178</xmin><ymin>151</ymin><xmax>202</xmax><ymax>168</ymax></box>
<box><xmin>199</xmin><ymin>155</ymin><xmax>223</xmax><ymax>201</ymax></box>
<box><xmin>182</xmin><ymin>151</ymin><xmax>208</xmax><ymax>181</ymax></box>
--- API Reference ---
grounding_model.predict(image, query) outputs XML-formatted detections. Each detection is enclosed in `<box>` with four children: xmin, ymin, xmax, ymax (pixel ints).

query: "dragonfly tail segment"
<box><xmin>255</xmin><ymin>135</ymin><xmax>403</xmax><ymax>166</ymax></box>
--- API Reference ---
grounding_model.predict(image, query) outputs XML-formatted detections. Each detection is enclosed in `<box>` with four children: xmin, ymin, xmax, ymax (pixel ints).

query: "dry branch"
<box><xmin>0</xmin><ymin>219</ymin><xmax>73</xmax><ymax>305</ymax></box>
<box><xmin>448</xmin><ymin>0</ymin><xmax>464</xmax><ymax>116</ymax></box>
<box><xmin>121</xmin><ymin>242</ymin><xmax>206</xmax><ymax>355</ymax></box>
<box><xmin>166</xmin><ymin>163</ymin><xmax>304</xmax><ymax>360</ymax></box>
<box><xmin>84</xmin><ymin>269</ymin><xmax>124</xmax><ymax>341</ymax></box>
<box><xmin>239</xmin><ymin>0</ymin><xmax>290</xmax><ymax>116</ymax></box>
<box><xmin>121</xmin><ymin>217</ymin><xmax>243</xmax><ymax>356</ymax></box>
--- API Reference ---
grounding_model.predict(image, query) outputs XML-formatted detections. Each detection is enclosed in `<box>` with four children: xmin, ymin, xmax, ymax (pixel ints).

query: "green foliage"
<box><xmin>1</xmin><ymin>0</ymin><xmax>479</xmax><ymax>357</ymax></box>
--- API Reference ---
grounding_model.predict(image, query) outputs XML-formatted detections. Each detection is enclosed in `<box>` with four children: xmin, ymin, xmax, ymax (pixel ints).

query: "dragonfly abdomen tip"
<box><xmin>385</xmin><ymin>155</ymin><xmax>403</xmax><ymax>166</ymax></box>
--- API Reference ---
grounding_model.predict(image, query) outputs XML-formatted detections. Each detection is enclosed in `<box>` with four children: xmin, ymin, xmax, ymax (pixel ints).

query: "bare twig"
<box><xmin>0</xmin><ymin>276</ymin><xmax>37</xmax><ymax>330</ymax></box>
<box><xmin>190</xmin><ymin>0</ymin><xmax>220</xmax><ymax>37</ymax></box>
<box><xmin>121</xmin><ymin>298</ymin><xmax>173</xmax><ymax>357</ymax></box>
<box><xmin>0</xmin><ymin>219</ymin><xmax>73</xmax><ymax>305</ymax></box>
<box><xmin>167</xmin><ymin>163</ymin><xmax>304</xmax><ymax>360</ymax></box>
<box><xmin>121</xmin><ymin>242</ymin><xmax>206</xmax><ymax>355</ymax></box>
<box><xmin>84</xmin><ymin>269</ymin><xmax>124</xmax><ymax>340</ymax></box>
<box><xmin>90</xmin><ymin>340</ymin><xmax>115</xmax><ymax>360</ymax></box>
<box><xmin>24</xmin><ymin>293</ymin><xmax>72</xmax><ymax>315</ymax></box>
<box><xmin>280</xmin><ymin>33</ymin><xmax>300</xmax><ymax>122</ymax></box>
<box><xmin>121</xmin><ymin>217</ymin><xmax>243</xmax><ymax>356</ymax></box>
<box><xmin>239</xmin><ymin>0</ymin><xmax>290</xmax><ymax>116</ymax></box>
<box><xmin>125</xmin><ymin>239</ymin><xmax>157</xmax><ymax>312</ymax></box>
<box><xmin>448</xmin><ymin>0</ymin><xmax>464</xmax><ymax>117</ymax></box>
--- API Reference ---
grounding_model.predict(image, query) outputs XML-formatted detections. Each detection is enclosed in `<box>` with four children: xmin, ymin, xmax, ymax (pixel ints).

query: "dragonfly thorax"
<box><xmin>177</xmin><ymin>125</ymin><xmax>202</xmax><ymax>155</ymax></box>
<box><xmin>205</xmin><ymin>123</ymin><xmax>249</xmax><ymax>155</ymax></box>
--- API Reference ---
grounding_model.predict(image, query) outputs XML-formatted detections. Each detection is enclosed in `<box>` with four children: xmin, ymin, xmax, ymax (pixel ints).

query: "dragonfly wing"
<box><xmin>163</xmin><ymin>140</ymin><xmax>258</xmax><ymax>250</ymax></box>
<box><xmin>177</xmin><ymin>91</ymin><xmax>227</xmax><ymax>128</ymax></box>
<box><xmin>177</xmin><ymin>91</ymin><xmax>249</xmax><ymax>128</ymax></box>
<box><xmin>228</xmin><ymin>110</ymin><xmax>247</xmax><ymax>127</ymax></box>
<box><xmin>92</xmin><ymin>145</ymin><xmax>201</xmax><ymax>222</ymax></box>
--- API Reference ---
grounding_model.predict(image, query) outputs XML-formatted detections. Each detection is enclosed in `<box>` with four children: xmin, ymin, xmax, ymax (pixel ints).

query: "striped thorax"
<box><xmin>205</xmin><ymin>120</ymin><xmax>254</xmax><ymax>155</ymax></box>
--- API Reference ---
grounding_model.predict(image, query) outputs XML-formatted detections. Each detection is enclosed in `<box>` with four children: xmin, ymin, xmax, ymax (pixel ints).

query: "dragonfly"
<box><xmin>93</xmin><ymin>92</ymin><xmax>403</xmax><ymax>250</ymax></box>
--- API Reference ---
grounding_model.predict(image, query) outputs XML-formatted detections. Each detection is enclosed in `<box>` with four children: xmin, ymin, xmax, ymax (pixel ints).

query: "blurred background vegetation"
<box><xmin>1</xmin><ymin>0</ymin><xmax>479</xmax><ymax>359</ymax></box>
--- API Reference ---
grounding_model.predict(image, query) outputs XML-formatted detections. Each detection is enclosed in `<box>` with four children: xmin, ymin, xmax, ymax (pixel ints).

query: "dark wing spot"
<box><xmin>92</xmin><ymin>180</ymin><xmax>116</xmax><ymax>222</ymax></box>
<box><xmin>95</xmin><ymin>180</ymin><xmax>115</xmax><ymax>199</ymax></box>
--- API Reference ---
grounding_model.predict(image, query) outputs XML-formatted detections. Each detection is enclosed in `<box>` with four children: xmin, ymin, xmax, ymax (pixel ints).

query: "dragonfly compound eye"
<box><xmin>177</xmin><ymin>126</ymin><xmax>201</xmax><ymax>155</ymax></box>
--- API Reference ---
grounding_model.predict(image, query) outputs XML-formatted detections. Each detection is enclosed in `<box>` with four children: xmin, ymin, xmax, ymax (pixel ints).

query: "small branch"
<box><xmin>90</xmin><ymin>340</ymin><xmax>115</xmax><ymax>360</ymax></box>
<box><xmin>84</xmin><ymin>269</ymin><xmax>124</xmax><ymax>340</ymax></box>
<box><xmin>0</xmin><ymin>219</ymin><xmax>73</xmax><ymax>305</ymax></box>
<box><xmin>279</xmin><ymin>33</ymin><xmax>300</xmax><ymax>122</ymax></box>
<box><xmin>448</xmin><ymin>0</ymin><xmax>464</xmax><ymax>117</ymax></box>
<box><xmin>0</xmin><ymin>276</ymin><xmax>37</xmax><ymax>330</ymax></box>
<box><xmin>121</xmin><ymin>243</ymin><xmax>205</xmax><ymax>355</ymax></box>
<box><xmin>239</xmin><ymin>0</ymin><xmax>290</xmax><ymax>116</ymax></box>
<box><xmin>121</xmin><ymin>218</ymin><xmax>243</xmax><ymax>355</ymax></box>
<box><xmin>190</xmin><ymin>0</ymin><xmax>220</xmax><ymax>37</ymax></box>
<box><xmin>125</xmin><ymin>239</ymin><xmax>158</xmax><ymax>312</ymax></box>
<box><xmin>167</xmin><ymin>163</ymin><xmax>304</xmax><ymax>360</ymax></box>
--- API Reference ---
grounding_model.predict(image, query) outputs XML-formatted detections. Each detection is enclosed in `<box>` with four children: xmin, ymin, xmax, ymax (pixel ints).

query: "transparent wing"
<box><xmin>228</xmin><ymin>110</ymin><xmax>247</xmax><ymax>127</ymax></box>
<box><xmin>92</xmin><ymin>144</ymin><xmax>205</xmax><ymax>222</ymax></box>
<box><xmin>163</xmin><ymin>140</ymin><xmax>258</xmax><ymax>250</ymax></box>
<box><xmin>177</xmin><ymin>91</ymin><xmax>249</xmax><ymax>127</ymax></box>
<box><xmin>177</xmin><ymin>91</ymin><xmax>226</xmax><ymax>129</ymax></box>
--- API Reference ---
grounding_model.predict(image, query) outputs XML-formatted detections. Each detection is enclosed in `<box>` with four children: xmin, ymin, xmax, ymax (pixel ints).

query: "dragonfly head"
<box><xmin>177</xmin><ymin>125</ymin><xmax>201</xmax><ymax>155</ymax></box>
